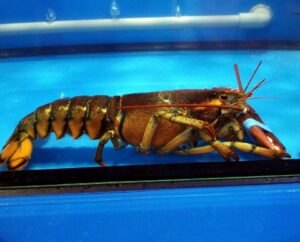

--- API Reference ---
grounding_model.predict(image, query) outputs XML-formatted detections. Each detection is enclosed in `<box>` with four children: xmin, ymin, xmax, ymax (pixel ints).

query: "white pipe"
<box><xmin>0</xmin><ymin>4</ymin><xmax>271</xmax><ymax>36</ymax></box>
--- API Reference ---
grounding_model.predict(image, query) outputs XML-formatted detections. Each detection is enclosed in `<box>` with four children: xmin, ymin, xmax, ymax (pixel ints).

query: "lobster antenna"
<box><xmin>246</xmin><ymin>96</ymin><xmax>278</xmax><ymax>101</ymax></box>
<box><xmin>234</xmin><ymin>64</ymin><xmax>244</xmax><ymax>93</ymax></box>
<box><xmin>244</xmin><ymin>60</ymin><xmax>263</xmax><ymax>93</ymax></box>
<box><xmin>118</xmin><ymin>103</ymin><xmax>243</xmax><ymax>111</ymax></box>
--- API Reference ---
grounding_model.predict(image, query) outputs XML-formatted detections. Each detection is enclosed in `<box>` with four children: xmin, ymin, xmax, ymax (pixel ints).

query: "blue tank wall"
<box><xmin>1</xmin><ymin>184</ymin><xmax>300</xmax><ymax>242</ymax></box>
<box><xmin>0</xmin><ymin>0</ymin><xmax>299</xmax><ymax>49</ymax></box>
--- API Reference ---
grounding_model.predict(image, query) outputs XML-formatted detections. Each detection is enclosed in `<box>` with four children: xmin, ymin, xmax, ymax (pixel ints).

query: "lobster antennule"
<box><xmin>234</xmin><ymin>64</ymin><xmax>244</xmax><ymax>93</ymax></box>
<box><xmin>234</xmin><ymin>60</ymin><xmax>264</xmax><ymax>98</ymax></box>
<box><xmin>244</xmin><ymin>78</ymin><xmax>266</xmax><ymax>99</ymax></box>
<box><xmin>244</xmin><ymin>60</ymin><xmax>263</xmax><ymax>93</ymax></box>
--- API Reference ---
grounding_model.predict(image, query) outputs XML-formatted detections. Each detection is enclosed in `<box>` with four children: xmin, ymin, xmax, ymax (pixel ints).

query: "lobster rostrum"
<box><xmin>0</xmin><ymin>61</ymin><xmax>290</xmax><ymax>171</ymax></box>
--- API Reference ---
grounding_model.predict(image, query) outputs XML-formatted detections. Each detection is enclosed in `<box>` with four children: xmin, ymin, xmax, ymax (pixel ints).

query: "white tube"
<box><xmin>239</xmin><ymin>4</ymin><xmax>272</xmax><ymax>28</ymax></box>
<box><xmin>0</xmin><ymin>4</ymin><xmax>272</xmax><ymax>36</ymax></box>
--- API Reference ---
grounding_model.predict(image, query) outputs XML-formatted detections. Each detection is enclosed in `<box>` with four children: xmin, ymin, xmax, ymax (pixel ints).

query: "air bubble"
<box><xmin>46</xmin><ymin>8</ymin><xmax>56</xmax><ymax>23</ymax></box>
<box><xmin>176</xmin><ymin>5</ymin><xmax>181</xmax><ymax>17</ymax></box>
<box><xmin>110</xmin><ymin>1</ymin><xmax>120</xmax><ymax>19</ymax></box>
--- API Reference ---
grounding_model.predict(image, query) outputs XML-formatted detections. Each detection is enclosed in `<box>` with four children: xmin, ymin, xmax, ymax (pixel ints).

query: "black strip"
<box><xmin>2</xmin><ymin>176</ymin><xmax>300</xmax><ymax>196</ymax></box>
<box><xmin>2</xmin><ymin>159</ymin><xmax>300</xmax><ymax>196</ymax></box>
<box><xmin>1</xmin><ymin>159</ymin><xmax>300</xmax><ymax>187</ymax></box>
<box><xmin>1</xmin><ymin>41</ymin><xmax>300</xmax><ymax>59</ymax></box>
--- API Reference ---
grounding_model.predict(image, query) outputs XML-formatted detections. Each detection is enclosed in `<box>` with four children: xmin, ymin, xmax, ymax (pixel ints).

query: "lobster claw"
<box><xmin>237</xmin><ymin>105</ymin><xmax>291</xmax><ymax>157</ymax></box>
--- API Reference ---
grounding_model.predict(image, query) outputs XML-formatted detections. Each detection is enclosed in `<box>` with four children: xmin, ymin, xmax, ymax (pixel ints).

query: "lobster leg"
<box><xmin>228</xmin><ymin>141</ymin><xmax>290</xmax><ymax>159</ymax></box>
<box><xmin>157</xmin><ymin>128</ymin><xmax>194</xmax><ymax>155</ymax></box>
<box><xmin>95</xmin><ymin>130</ymin><xmax>116</xmax><ymax>167</ymax></box>
<box><xmin>139</xmin><ymin>115</ymin><xmax>158</xmax><ymax>154</ymax></box>
<box><xmin>198</xmin><ymin>130</ymin><xmax>239</xmax><ymax>161</ymax></box>
<box><xmin>139</xmin><ymin>110</ymin><xmax>212</xmax><ymax>154</ymax></box>
<box><xmin>175</xmin><ymin>141</ymin><xmax>290</xmax><ymax>159</ymax></box>
<box><xmin>138</xmin><ymin>110</ymin><xmax>238</xmax><ymax>161</ymax></box>
<box><xmin>217</xmin><ymin>117</ymin><xmax>244</xmax><ymax>141</ymax></box>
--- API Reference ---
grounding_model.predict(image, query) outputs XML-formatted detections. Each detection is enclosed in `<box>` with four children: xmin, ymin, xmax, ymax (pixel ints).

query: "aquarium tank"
<box><xmin>0</xmin><ymin>0</ymin><xmax>300</xmax><ymax>241</ymax></box>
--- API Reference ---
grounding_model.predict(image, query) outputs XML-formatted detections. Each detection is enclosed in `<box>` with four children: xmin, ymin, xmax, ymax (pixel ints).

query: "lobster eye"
<box><xmin>220</xmin><ymin>94</ymin><xmax>228</xmax><ymax>100</ymax></box>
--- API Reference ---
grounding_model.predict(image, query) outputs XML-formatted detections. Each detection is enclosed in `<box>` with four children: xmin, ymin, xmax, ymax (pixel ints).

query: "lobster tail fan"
<box><xmin>0</xmin><ymin>140</ymin><xmax>19</xmax><ymax>164</ymax></box>
<box><xmin>0</xmin><ymin>132</ymin><xmax>33</xmax><ymax>170</ymax></box>
<box><xmin>0</xmin><ymin>131</ymin><xmax>17</xmax><ymax>165</ymax></box>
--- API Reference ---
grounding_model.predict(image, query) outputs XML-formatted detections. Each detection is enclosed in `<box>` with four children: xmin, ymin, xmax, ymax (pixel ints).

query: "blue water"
<box><xmin>0</xmin><ymin>50</ymin><xmax>299</xmax><ymax>170</ymax></box>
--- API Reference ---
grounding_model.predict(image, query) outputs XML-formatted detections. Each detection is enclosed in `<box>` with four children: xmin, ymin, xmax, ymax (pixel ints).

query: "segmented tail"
<box><xmin>0</xmin><ymin>95</ymin><xmax>111</xmax><ymax>171</ymax></box>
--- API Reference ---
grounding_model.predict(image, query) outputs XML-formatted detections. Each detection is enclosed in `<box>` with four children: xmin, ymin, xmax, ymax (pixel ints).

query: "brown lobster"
<box><xmin>0</xmin><ymin>61</ymin><xmax>290</xmax><ymax>171</ymax></box>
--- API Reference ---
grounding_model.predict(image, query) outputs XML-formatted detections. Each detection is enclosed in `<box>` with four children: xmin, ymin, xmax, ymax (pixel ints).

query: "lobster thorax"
<box><xmin>120</xmin><ymin>88</ymin><xmax>245</xmax><ymax>123</ymax></box>
<box><xmin>179</xmin><ymin>88</ymin><xmax>245</xmax><ymax>123</ymax></box>
<box><xmin>121</xmin><ymin>88</ymin><xmax>244</xmax><ymax>106</ymax></box>
<box><xmin>171</xmin><ymin>88</ymin><xmax>243</xmax><ymax>104</ymax></box>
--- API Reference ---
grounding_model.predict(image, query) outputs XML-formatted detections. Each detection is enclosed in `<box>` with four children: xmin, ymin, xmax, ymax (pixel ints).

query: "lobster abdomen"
<box><xmin>0</xmin><ymin>95</ymin><xmax>111</xmax><ymax>170</ymax></box>
<box><xmin>14</xmin><ymin>95</ymin><xmax>110</xmax><ymax>142</ymax></box>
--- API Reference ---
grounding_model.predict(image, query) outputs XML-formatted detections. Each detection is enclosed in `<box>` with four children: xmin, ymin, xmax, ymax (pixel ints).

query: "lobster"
<box><xmin>0</xmin><ymin>61</ymin><xmax>290</xmax><ymax>171</ymax></box>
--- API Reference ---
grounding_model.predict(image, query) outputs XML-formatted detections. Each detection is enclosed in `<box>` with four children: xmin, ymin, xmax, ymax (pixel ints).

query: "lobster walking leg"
<box><xmin>95</xmin><ymin>130</ymin><xmax>116</xmax><ymax>167</ymax></box>
<box><xmin>175</xmin><ymin>144</ymin><xmax>215</xmax><ymax>155</ymax></box>
<box><xmin>228</xmin><ymin>141</ymin><xmax>290</xmax><ymax>158</ymax></box>
<box><xmin>217</xmin><ymin>117</ymin><xmax>244</xmax><ymax>140</ymax></box>
<box><xmin>157</xmin><ymin>111</ymin><xmax>214</xmax><ymax>134</ymax></box>
<box><xmin>175</xmin><ymin>141</ymin><xmax>290</xmax><ymax>159</ymax></box>
<box><xmin>157</xmin><ymin>128</ymin><xmax>194</xmax><ymax>155</ymax></box>
<box><xmin>139</xmin><ymin>110</ymin><xmax>212</xmax><ymax>154</ymax></box>
<box><xmin>139</xmin><ymin>115</ymin><xmax>158</xmax><ymax>154</ymax></box>
<box><xmin>137</xmin><ymin>110</ymin><xmax>239</xmax><ymax>160</ymax></box>
<box><xmin>198</xmin><ymin>130</ymin><xmax>239</xmax><ymax>161</ymax></box>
